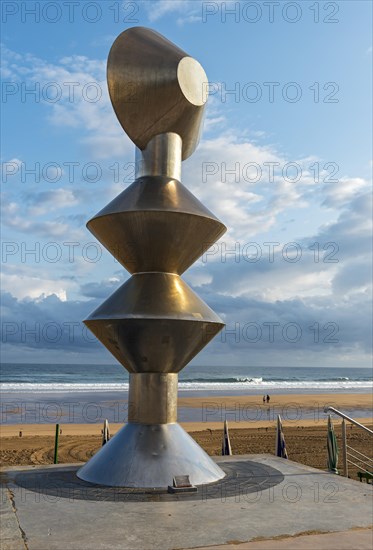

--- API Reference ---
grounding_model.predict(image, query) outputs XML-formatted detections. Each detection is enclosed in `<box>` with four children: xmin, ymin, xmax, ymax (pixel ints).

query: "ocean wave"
<box><xmin>183</xmin><ymin>376</ymin><xmax>263</xmax><ymax>383</ymax></box>
<box><xmin>0</xmin><ymin>383</ymin><xmax>129</xmax><ymax>393</ymax></box>
<box><xmin>1</xmin><ymin>379</ymin><xmax>372</xmax><ymax>393</ymax></box>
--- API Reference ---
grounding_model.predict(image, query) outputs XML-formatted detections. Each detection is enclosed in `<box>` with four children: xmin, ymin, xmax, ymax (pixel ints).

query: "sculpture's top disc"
<box><xmin>107</xmin><ymin>27</ymin><xmax>208</xmax><ymax>159</ymax></box>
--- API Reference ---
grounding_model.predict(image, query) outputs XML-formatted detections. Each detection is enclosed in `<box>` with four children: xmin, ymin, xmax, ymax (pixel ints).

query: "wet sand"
<box><xmin>178</xmin><ymin>392</ymin><xmax>373</xmax><ymax>410</ymax></box>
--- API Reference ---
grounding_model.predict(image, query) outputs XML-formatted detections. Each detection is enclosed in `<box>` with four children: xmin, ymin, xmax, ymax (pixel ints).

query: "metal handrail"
<box><xmin>346</xmin><ymin>460</ymin><xmax>372</xmax><ymax>477</ymax></box>
<box><xmin>324</xmin><ymin>406</ymin><xmax>373</xmax><ymax>478</ymax></box>
<box><xmin>324</xmin><ymin>407</ymin><xmax>373</xmax><ymax>434</ymax></box>
<box><xmin>347</xmin><ymin>450</ymin><xmax>372</xmax><ymax>466</ymax></box>
<box><xmin>346</xmin><ymin>446</ymin><xmax>373</xmax><ymax>464</ymax></box>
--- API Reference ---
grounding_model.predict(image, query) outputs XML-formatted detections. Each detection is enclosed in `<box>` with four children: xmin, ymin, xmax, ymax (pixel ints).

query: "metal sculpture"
<box><xmin>77</xmin><ymin>27</ymin><xmax>227</xmax><ymax>488</ymax></box>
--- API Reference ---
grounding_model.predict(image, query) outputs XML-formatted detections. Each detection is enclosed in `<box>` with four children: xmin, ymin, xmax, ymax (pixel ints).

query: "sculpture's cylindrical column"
<box><xmin>128</xmin><ymin>373</ymin><xmax>178</xmax><ymax>424</ymax></box>
<box><xmin>135</xmin><ymin>132</ymin><xmax>182</xmax><ymax>180</ymax></box>
<box><xmin>133</xmin><ymin>134</ymin><xmax>181</xmax><ymax>426</ymax></box>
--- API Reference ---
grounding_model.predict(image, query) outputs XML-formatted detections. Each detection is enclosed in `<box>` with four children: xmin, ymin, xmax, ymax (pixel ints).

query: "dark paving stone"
<box><xmin>13</xmin><ymin>460</ymin><xmax>284</xmax><ymax>502</ymax></box>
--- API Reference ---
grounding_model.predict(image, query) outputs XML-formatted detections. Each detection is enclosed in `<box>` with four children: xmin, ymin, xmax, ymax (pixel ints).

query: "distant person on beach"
<box><xmin>263</xmin><ymin>395</ymin><xmax>266</xmax><ymax>404</ymax></box>
<box><xmin>266</xmin><ymin>394</ymin><xmax>270</xmax><ymax>403</ymax></box>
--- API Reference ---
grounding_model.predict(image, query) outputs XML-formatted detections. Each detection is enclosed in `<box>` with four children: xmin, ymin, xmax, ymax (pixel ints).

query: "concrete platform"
<box><xmin>1</xmin><ymin>454</ymin><xmax>372</xmax><ymax>549</ymax></box>
<box><xmin>205</xmin><ymin>528</ymin><xmax>373</xmax><ymax>549</ymax></box>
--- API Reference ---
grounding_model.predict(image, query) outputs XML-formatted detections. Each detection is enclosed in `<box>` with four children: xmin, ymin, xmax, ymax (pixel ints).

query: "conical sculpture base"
<box><xmin>77</xmin><ymin>423</ymin><xmax>225</xmax><ymax>488</ymax></box>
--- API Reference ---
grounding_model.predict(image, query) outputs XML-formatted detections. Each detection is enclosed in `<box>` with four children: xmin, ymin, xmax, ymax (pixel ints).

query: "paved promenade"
<box><xmin>1</xmin><ymin>455</ymin><xmax>372</xmax><ymax>549</ymax></box>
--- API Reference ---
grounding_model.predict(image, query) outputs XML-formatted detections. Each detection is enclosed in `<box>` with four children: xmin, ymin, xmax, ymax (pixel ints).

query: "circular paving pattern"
<box><xmin>13</xmin><ymin>460</ymin><xmax>284</xmax><ymax>502</ymax></box>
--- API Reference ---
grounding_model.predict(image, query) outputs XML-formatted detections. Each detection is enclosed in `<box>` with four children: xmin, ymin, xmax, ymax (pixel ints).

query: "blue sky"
<box><xmin>1</xmin><ymin>0</ymin><xmax>372</xmax><ymax>367</ymax></box>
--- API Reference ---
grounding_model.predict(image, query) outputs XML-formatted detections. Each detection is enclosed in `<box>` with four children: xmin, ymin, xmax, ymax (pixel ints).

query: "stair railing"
<box><xmin>324</xmin><ymin>406</ymin><xmax>373</xmax><ymax>478</ymax></box>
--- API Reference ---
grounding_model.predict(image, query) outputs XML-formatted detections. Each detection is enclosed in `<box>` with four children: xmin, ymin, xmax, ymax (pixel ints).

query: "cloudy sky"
<box><xmin>1</xmin><ymin>0</ymin><xmax>372</xmax><ymax>367</ymax></box>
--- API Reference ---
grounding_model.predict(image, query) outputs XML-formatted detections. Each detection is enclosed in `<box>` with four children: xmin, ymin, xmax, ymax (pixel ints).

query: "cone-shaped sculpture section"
<box><xmin>77</xmin><ymin>423</ymin><xmax>225</xmax><ymax>488</ymax></box>
<box><xmin>87</xmin><ymin>176</ymin><xmax>226</xmax><ymax>274</ymax></box>
<box><xmin>84</xmin><ymin>273</ymin><xmax>224</xmax><ymax>373</ymax></box>
<box><xmin>107</xmin><ymin>27</ymin><xmax>208</xmax><ymax>159</ymax></box>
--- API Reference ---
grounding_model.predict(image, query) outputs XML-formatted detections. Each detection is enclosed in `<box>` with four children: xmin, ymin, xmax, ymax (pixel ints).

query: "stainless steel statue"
<box><xmin>77</xmin><ymin>27</ymin><xmax>227</xmax><ymax>488</ymax></box>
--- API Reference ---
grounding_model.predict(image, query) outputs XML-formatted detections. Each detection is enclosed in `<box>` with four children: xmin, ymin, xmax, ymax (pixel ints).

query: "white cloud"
<box><xmin>25</xmin><ymin>188</ymin><xmax>80</xmax><ymax>216</ymax></box>
<box><xmin>182</xmin><ymin>133</ymin><xmax>318</xmax><ymax>243</ymax></box>
<box><xmin>321</xmin><ymin>177</ymin><xmax>370</xmax><ymax>209</ymax></box>
<box><xmin>2</xmin><ymin>47</ymin><xmax>131</xmax><ymax>160</ymax></box>
<box><xmin>1</xmin><ymin>158</ymin><xmax>23</xmax><ymax>181</ymax></box>
<box><xmin>141</xmin><ymin>0</ymin><xmax>237</xmax><ymax>25</ymax></box>
<box><xmin>1</xmin><ymin>272</ymin><xmax>68</xmax><ymax>301</ymax></box>
<box><xmin>143</xmin><ymin>0</ymin><xmax>197</xmax><ymax>22</ymax></box>
<box><xmin>1</xmin><ymin>198</ymin><xmax>85</xmax><ymax>240</ymax></box>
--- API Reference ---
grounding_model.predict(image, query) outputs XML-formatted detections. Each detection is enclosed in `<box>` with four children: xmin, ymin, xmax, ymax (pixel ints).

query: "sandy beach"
<box><xmin>1</xmin><ymin>393</ymin><xmax>371</xmax><ymax>480</ymax></box>
<box><xmin>1</xmin><ymin>423</ymin><xmax>372</xmax><ymax>481</ymax></box>
<box><xmin>178</xmin><ymin>392</ymin><xmax>373</xmax><ymax>410</ymax></box>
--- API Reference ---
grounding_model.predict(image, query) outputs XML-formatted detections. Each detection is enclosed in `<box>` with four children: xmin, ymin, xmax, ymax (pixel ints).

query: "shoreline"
<box><xmin>1</xmin><ymin>392</ymin><xmax>372</xmax><ymax>425</ymax></box>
